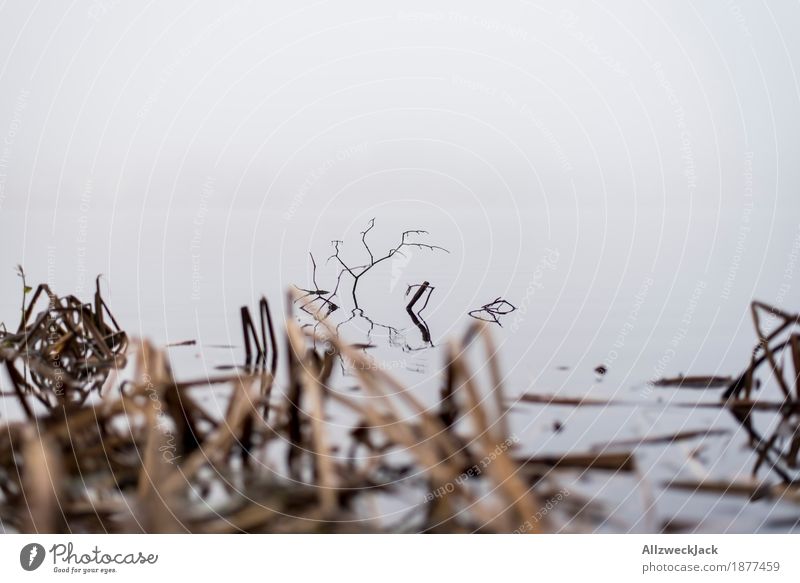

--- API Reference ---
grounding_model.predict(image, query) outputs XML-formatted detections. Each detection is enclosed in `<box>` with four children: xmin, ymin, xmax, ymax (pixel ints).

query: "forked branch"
<box><xmin>326</xmin><ymin>218</ymin><xmax>449</xmax><ymax>309</ymax></box>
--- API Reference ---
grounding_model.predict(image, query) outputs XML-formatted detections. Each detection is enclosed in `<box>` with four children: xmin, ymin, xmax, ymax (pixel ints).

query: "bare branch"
<box><xmin>361</xmin><ymin>218</ymin><xmax>376</xmax><ymax>265</ymax></box>
<box><xmin>318</xmin><ymin>219</ymin><xmax>448</xmax><ymax>310</ymax></box>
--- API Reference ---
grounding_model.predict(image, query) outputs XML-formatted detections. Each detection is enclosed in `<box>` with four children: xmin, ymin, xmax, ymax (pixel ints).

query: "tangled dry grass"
<box><xmin>0</xmin><ymin>281</ymin><xmax>579</xmax><ymax>533</ymax></box>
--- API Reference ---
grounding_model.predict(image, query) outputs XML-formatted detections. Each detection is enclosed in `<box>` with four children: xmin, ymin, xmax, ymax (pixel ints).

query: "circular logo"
<box><xmin>19</xmin><ymin>543</ymin><xmax>46</xmax><ymax>571</ymax></box>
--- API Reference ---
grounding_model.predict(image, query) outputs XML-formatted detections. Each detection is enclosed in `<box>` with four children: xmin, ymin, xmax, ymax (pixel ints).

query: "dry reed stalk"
<box><xmin>159</xmin><ymin>375</ymin><xmax>261</xmax><ymax>497</ymax></box>
<box><xmin>307</xmin><ymin>328</ymin><xmax>505</xmax><ymax>529</ymax></box>
<box><xmin>477</xmin><ymin>322</ymin><xmax>510</xmax><ymax>443</ymax></box>
<box><xmin>21</xmin><ymin>430</ymin><xmax>64</xmax><ymax>533</ymax></box>
<box><xmin>308</xmin><ymin>310</ymin><xmax>539</xmax><ymax>530</ymax></box>
<box><xmin>449</xmin><ymin>338</ymin><xmax>543</xmax><ymax>533</ymax></box>
<box><xmin>286</xmin><ymin>319</ymin><xmax>338</xmax><ymax>513</ymax></box>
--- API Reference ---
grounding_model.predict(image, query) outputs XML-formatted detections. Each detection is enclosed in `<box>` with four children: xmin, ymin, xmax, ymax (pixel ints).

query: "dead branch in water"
<box><xmin>406</xmin><ymin>281</ymin><xmax>434</xmax><ymax>313</ymax></box>
<box><xmin>239</xmin><ymin>297</ymin><xmax>279</xmax><ymax>376</ymax></box>
<box><xmin>406</xmin><ymin>281</ymin><xmax>434</xmax><ymax>346</ymax></box>
<box><xmin>468</xmin><ymin>297</ymin><xmax>516</xmax><ymax>326</ymax></box>
<box><xmin>326</xmin><ymin>218</ymin><xmax>448</xmax><ymax>310</ymax></box>
<box><xmin>654</xmin><ymin>375</ymin><xmax>733</xmax><ymax>389</ymax></box>
<box><xmin>294</xmin><ymin>253</ymin><xmax>339</xmax><ymax>317</ymax></box>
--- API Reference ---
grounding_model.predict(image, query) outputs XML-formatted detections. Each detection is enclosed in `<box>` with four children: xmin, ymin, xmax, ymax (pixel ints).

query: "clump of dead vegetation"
<box><xmin>0</xmin><ymin>275</ymin><xmax>579</xmax><ymax>534</ymax></box>
<box><xmin>720</xmin><ymin>302</ymin><xmax>800</xmax><ymax>484</ymax></box>
<box><xmin>519</xmin><ymin>300</ymin><xmax>800</xmax><ymax>502</ymax></box>
<box><xmin>0</xmin><ymin>267</ymin><xmax>127</xmax><ymax>414</ymax></box>
<box><xmin>649</xmin><ymin>301</ymin><xmax>800</xmax><ymax>488</ymax></box>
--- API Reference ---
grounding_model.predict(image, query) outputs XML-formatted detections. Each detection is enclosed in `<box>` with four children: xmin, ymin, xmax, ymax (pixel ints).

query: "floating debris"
<box><xmin>660</xmin><ymin>518</ymin><xmax>701</xmax><ymax>534</ymax></box>
<box><xmin>165</xmin><ymin>339</ymin><xmax>197</xmax><ymax>348</ymax></box>
<box><xmin>514</xmin><ymin>392</ymin><xmax>797</xmax><ymax>413</ymax></box>
<box><xmin>517</xmin><ymin>451</ymin><xmax>636</xmax><ymax>473</ymax></box>
<box><xmin>660</xmin><ymin>479</ymin><xmax>796</xmax><ymax>502</ymax></box>
<box><xmin>468</xmin><ymin>297</ymin><xmax>516</xmax><ymax>326</ymax></box>
<box><xmin>654</xmin><ymin>375</ymin><xmax>733</xmax><ymax>389</ymax></box>
<box><xmin>591</xmin><ymin>429</ymin><xmax>730</xmax><ymax>451</ymax></box>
